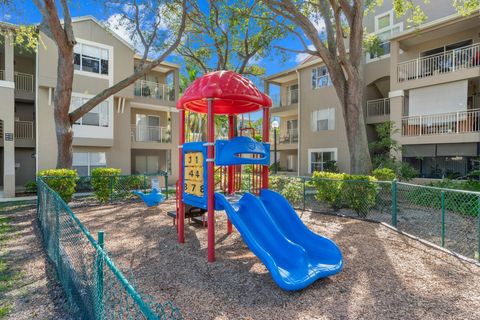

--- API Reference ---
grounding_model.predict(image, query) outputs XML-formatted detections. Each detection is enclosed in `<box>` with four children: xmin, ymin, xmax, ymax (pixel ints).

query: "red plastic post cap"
<box><xmin>177</xmin><ymin>70</ymin><xmax>272</xmax><ymax>115</ymax></box>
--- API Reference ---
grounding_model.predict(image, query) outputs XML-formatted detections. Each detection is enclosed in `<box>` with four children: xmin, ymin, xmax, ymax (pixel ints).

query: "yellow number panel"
<box><xmin>185</xmin><ymin>167</ymin><xmax>203</xmax><ymax>182</ymax></box>
<box><xmin>185</xmin><ymin>152</ymin><xmax>203</xmax><ymax>167</ymax></box>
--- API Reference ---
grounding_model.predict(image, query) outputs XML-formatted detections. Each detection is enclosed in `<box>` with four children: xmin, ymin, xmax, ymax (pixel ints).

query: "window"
<box><xmin>309</xmin><ymin>149</ymin><xmax>337</xmax><ymax>173</ymax></box>
<box><xmin>135</xmin><ymin>155</ymin><xmax>159</xmax><ymax>174</ymax></box>
<box><xmin>311</xmin><ymin>108</ymin><xmax>335</xmax><ymax>131</ymax></box>
<box><xmin>312</xmin><ymin>66</ymin><xmax>332</xmax><ymax>89</ymax></box>
<box><xmin>73</xmin><ymin>152</ymin><xmax>107</xmax><ymax>176</ymax></box>
<box><xmin>74</xmin><ymin>43</ymin><xmax>109</xmax><ymax>75</ymax></box>
<box><xmin>71</xmin><ymin>96</ymin><xmax>109</xmax><ymax>127</ymax></box>
<box><xmin>369</xmin><ymin>11</ymin><xmax>403</xmax><ymax>60</ymax></box>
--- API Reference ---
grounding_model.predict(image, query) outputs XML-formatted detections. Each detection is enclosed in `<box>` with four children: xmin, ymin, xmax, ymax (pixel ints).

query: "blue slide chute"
<box><xmin>215</xmin><ymin>190</ymin><xmax>343</xmax><ymax>291</ymax></box>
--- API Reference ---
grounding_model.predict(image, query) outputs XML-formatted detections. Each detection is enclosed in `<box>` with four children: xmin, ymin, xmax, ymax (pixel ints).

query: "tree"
<box><xmin>177</xmin><ymin>0</ymin><xmax>287</xmax><ymax>77</ymax></box>
<box><xmin>32</xmin><ymin>0</ymin><xmax>188</xmax><ymax>168</ymax></box>
<box><xmin>264</xmin><ymin>0</ymin><xmax>479</xmax><ymax>174</ymax></box>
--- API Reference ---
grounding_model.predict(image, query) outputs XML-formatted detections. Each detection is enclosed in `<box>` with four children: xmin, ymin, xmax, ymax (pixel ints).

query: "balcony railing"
<box><xmin>366</xmin><ymin>98</ymin><xmax>390</xmax><ymax>117</ymax></box>
<box><xmin>131</xmin><ymin>124</ymin><xmax>171</xmax><ymax>143</ymax></box>
<box><xmin>134</xmin><ymin>80</ymin><xmax>174</xmax><ymax>101</ymax></box>
<box><xmin>402</xmin><ymin>109</ymin><xmax>480</xmax><ymax>136</ymax></box>
<box><xmin>15</xmin><ymin>121</ymin><xmax>35</xmax><ymax>140</ymax></box>
<box><xmin>14</xmin><ymin>72</ymin><xmax>34</xmax><ymax>92</ymax></box>
<box><xmin>0</xmin><ymin>70</ymin><xmax>4</xmax><ymax>81</ymax></box>
<box><xmin>397</xmin><ymin>43</ymin><xmax>480</xmax><ymax>82</ymax></box>
<box><xmin>280</xmin><ymin>128</ymin><xmax>298</xmax><ymax>144</ymax></box>
<box><xmin>270</xmin><ymin>89</ymin><xmax>299</xmax><ymax>108</ymax></box>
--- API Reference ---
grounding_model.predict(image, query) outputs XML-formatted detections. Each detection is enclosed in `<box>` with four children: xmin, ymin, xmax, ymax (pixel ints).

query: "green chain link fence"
<box><xmin>37</xmin><ymin>177</ymin><xmax>182</xmax><ymax>319</ymax></box>
<box><xmin>268</xmin><ymin>175</ymin><xmax>480</xmax><ymax>262</ymax></box>
<box><xmin>75</xmin><ymin>172</ymin><xmax>169</xmax><ymax>204</ymax></box>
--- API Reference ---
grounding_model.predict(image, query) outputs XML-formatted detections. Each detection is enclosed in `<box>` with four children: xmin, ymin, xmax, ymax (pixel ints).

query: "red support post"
<box><xmin>207</xmin><ymin>99</ymin><xmax>215</xmax><ymax>262</ymax></box>
<box><xmin>226</xmin><ymin>115</ymin><xmax>234</xmax><ymax>234</ymax></box>
<box><xmin>178</xmin><ymin>110</ymin><xmax>185</xmax><ymax>243</ymax></box>
<box><xmin>262</xmin><ymin>107</ymin><xmax>270</xmax><ymax>189</ymax></box>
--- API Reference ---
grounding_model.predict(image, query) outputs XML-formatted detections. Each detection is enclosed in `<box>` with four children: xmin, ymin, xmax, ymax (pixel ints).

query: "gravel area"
<box><xmin>0</xmin><ymin>203</ymin><xmax>72</xmax><ymax>320</ymax></box>
<box><xmin>73</xmin><ymin>199</ymin><xmax>480</xmax><ymax>320</ymax></box>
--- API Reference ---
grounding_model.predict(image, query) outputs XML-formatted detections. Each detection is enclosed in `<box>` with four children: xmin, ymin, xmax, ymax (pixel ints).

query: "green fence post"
<box><xmin>165</xmin><ymin>174</ymin><xmax>169</xmax><ymax>200</ymax></box>
<box><xmin>391</xmin><ymin>179</ymin><xmax>398</xmax><ymax>228</ymax></box>
<box><xmin>96</xmin><ymin>231</ymin><xmax>105</xmax><ymax>319</ymax></box>
<box><xmin>441</xmin><ymin>191</ymin><xmax>445</xmax><ymax>248</ymax></box>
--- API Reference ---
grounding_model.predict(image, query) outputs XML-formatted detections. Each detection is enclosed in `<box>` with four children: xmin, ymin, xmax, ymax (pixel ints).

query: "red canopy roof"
<box><xmin>177</xmin><ymin>70</ymin><xmax>272</xmax><ymax>115</ymax></box>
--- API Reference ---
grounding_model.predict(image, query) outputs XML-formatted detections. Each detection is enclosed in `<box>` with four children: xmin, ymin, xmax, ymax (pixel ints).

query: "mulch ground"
<box><xmin>0</xmin><ymin>203</ymin><xmax>72</xmax><ymax>320</ymax></box>
<box><xmin>73</xmin><ymin>199</ymin><xmax>480</xmax><ymax>320</ymax></box>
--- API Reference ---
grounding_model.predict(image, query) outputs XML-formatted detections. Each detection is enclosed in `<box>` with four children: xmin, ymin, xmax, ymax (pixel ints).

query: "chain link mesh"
<box><xmin>270</xmin><ymin>175</ymin><xmax>480</xmax><ymax>262</ymax></box>
<box><xmin>37</xmin><ymin>177</ymin><xmax>182</xmax><ymax>319</ymax></box>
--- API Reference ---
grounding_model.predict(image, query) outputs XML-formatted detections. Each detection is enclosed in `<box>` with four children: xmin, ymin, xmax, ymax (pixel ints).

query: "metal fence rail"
<box><xmin>267</xmin><ymin>176</ymin><xmax>480</xmax><ymax>262</ymax></box>
<box><xmin>37</xmin><ymin>177</ymin><xmax>182</xmax><ymax>319</ymax></box>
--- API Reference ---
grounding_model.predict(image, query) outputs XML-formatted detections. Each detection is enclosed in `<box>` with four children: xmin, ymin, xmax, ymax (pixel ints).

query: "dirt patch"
<box><xmin>0</xmin><ymin>203</ymin><xmax>72</xmax><ymax>320</ymax></box>
<box><xmin>73</xmin><ymin>199</ymin><xmax>480</xmax><ymax>320</ymax></box>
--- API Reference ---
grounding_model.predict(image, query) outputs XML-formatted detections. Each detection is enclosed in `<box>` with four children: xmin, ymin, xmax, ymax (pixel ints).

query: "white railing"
<box><xmin>366</xmin><ymin>98</ymin><xmax>390</xmax><ymax>117</ymax></box>
<box><xmin>280</xmin><ymin>128</ymin><xmax>298</xmax><ymax>144</ymax></box>
<box><xmin>270</xmin><ymin>89</ymin><xmax>298</xmax><ymax>108</ymax></box>
<box><xmin>286</xmin><ymin>88</ymin><xmax>298</xmax><ymax>105</ymax></box>
<box><xmin>14</xmin><ymin>121</ymin><xmax>34</xmax><ymax>139</ymax></box>
<box><xmin>0</xmin><ymin>70</ymin><xmax>4</xmax><ymax>81</ymax></box>
<box><xmin>397</xmin><ymin>43</ymin><xmax>480</xmax><ymax>82</ymax></box>
<box><xmin>402</xmin><ymin>109</ymin><xmax>480</xmax><ymax>136</ymax></box>
<box><xmin>131</xmin><ymin>124</ymin><xmax>171</xmax><ymax>143</ymax></box>
<box><xmin>134</xmin><ymin>80</ymin><xmax>174</xmax><ymax>101</ymax></box>
<box><xmin>14</xmin><ymin>72</ymin><xmax>34</xmax><ymax>92</ymax></box>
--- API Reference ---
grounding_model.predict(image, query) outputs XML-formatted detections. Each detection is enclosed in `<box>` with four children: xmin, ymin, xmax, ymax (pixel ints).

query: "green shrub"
<box><xmin>114</xmin><ymin>175</ymin><xmax>145</xmax><ymax>200</ymax></box>
<box><xmin>342</xmin><ymin>174</ymin><xmax>378</xmax><ymax>217</ymax></box>
<box><xmin>269</xmin><ymin>175</ymin><xmax>303</xmax><ymax>205</ymax></box>
<box><xmin>323</xmin><ymin>160</ymin><xmax>338</xmax><ymax>173</ymax></box>
<box><xmin>38</xmin><ymin>169</ymin><xmax>79</xmax><ymax>203</ymax></box>
<box><xmin>24</xmin><ymin>180</ymin><xmax>37</xmax><ymax>194</ymax></box>
<box><xmin>311</xmin><ymin>172</ymin><xmax>345</xmax><ymax>209</ymax></box>
<box><xmin>311</xmin><ymin>171</ymin><xmax>378</xmax><ymax>217</ymax></box>
<box><xmin>91</xmin><ymin>168</ymin><xmax>121</xmax><ymax>203</ymax></box>
<box><xmin>372</xmin><ymin>168</ymin><xmax>396</xmax><ymax>181</ymax></box>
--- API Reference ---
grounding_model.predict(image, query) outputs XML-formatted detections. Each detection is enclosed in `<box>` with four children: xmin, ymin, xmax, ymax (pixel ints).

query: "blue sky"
<box><xmin>1</xmin><ymin>0</ymin><xmax>311</xmax><ymax>120</ymax></box>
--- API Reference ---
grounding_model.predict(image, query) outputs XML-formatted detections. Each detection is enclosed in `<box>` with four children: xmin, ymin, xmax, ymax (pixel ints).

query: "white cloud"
<box><xmin>295</xmin><ymin>44</ymin><xmax>315</xmax><ymax>64</ymax></box>
<box><xmin>106</xmin><ymin>13</ymin><xmax>134</xmax><ymax>45</ymax></box>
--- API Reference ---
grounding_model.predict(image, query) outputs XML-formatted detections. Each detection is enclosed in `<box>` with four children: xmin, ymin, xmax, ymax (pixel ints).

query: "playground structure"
<box><xmin>176</xmin><ymin>71</ymin><xmax>343</xmax><ymax>290</ymax></box>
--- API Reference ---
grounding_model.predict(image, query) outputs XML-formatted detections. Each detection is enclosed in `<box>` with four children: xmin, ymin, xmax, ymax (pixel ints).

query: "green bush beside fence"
<box><xmin>91</xmin><ymin>168</ymin><xmax>121</xmax><ymax>203</ymax></box>
<box><xmin>38</xmin><ymin>169</ymin><xmax>79</xmax><ymax>203</ymax></box>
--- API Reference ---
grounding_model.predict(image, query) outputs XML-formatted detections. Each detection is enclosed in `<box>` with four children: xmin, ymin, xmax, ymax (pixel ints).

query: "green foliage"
<box><xmin>91</xmin><ymin>168</ymin><xmax>121</xmax><ymax>203</ymax></box>
<box><xmin>37</xmin><ymin>169</ymin><xmax>79</xmax><ymax>203</ymax></box>
<box><xmin>323</xmin><ymin>160</ymin><xmax>339</xmax><ymax>173</ymax></box>
<box><xmin>452</xmin><ymin>0</ymin><xmax>480</xmax><ymax>16</ymax></box>
<box><xmin>310</xmin><ymin>172</ymin><xmax>345</xmax><ymax>209</ymax></box>
<box><xmin>269</xmin><ymin>176</ymin><xmax>303</xmax><ymax>205</ymax></box>
<box><xmin>24</xmin><ymin>180</ymin><xmax>37</xmax><ymax>194</ymax></box>
<box><xmin>311</xmin><ymin>172</ymin><xmax>378</xmax><ymax>217</ymax></box>
<box><xmin>372</xmin><ymin>168</ymin><xmax>396</xmax><ymax>181</ymax></box>
<box><xmin>363</xmin><ymin>32</ymin><xmax>384</xmax><ymax>58</ymax></box>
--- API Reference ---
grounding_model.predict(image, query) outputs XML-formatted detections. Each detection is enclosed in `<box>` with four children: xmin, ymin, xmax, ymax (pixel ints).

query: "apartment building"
<box><xmin>265</xmin><ymin>1</ymin><xmax>480</xmax><ymax>178</ymax></box>
<box><xmin>0</xmin><ymin>16</ymin><xmax>180</xmax><ymax>198</ymax></box>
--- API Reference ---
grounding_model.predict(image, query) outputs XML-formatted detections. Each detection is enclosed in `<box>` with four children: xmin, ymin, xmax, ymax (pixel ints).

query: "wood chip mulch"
<box><xmin>73</xmin><ymin>199</ymin><xmax>480</xmax><ymax>320</ymax></box>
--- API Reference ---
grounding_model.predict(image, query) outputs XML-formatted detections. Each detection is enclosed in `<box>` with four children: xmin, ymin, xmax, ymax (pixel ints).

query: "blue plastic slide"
<box><xmin>215</xmin><ymin>190</ymin><xmax>343</xmax><ymax>291</ymax></box>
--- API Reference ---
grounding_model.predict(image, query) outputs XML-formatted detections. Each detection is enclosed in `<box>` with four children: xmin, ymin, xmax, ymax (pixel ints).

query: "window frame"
<box><xmin>72</xmin><ymin>152</ymin><xmax>107</xmax><ymax>176</ymax></box>
<box><xmin>73</xmin><ymin>38</ymin><xmax>113</xmax><ymax>80</ymax></box>
<box><xmin>311</xmin><ymin>107</ymin><xmax>335</xmax><ymax>132</ymax></box>
<box><xmin>71</xmin><ymin>93</ymin><xmax>109</xmax><ymax>128</ymax></box>
<box><xmin>308</xmin><ymin>148</ymin><xmax>338</xmax><ymax>174</ymax></box>
<box><xmin>367</xmin><ymin>10</ymin><xmax>403</xmax><ymax>62</ymax></box>
<box><xmin>311</xmin><ymin>66</ymin><xmax>333</xmax><ymax>89</ymax></box>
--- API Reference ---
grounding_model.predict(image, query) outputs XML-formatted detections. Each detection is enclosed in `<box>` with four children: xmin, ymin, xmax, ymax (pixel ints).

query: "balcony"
<box><xmin>402</xmin><ymin>109</ymin><xmax>480</xmax><ymax>136</ymax></box>
<box><xmin>131</xmin><ymin>124</ymin><xmax>171</xmax><ymax>143</ymax></box>
<box><xmin>14</xmin><ymin>72</ymin><xmax>34</xmax><ymax>92</ymax></box>
<box><xmin>0</xmin><ymin>70</ymin><xmax>4</xmax><ymax>80</ymax></box>
<box><xmin>280</xmin><ymin>129</ymin><xmax>298</xmax><ymax>144</ymax></box>
<box><xmin>365</xmin><ymin>98</ymin><xmax>390</xmax><ymax>124</ymax></box>
<box><xmin>134</xmin><ymin>80</ymin><xmax>174</xmax><ymax>102</ymax></box>
<box><xmin>397</xmin><ymin>43</ymin><xmax>480</xmax><ymax>83</ymax></box>
<box><xmin>271</xmin><ymin>89</ymin><xmax>298</xmax><ymax>108</ymax></box>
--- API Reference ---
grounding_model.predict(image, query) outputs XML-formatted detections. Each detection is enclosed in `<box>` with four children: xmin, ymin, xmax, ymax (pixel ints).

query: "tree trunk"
<box><xmin>343</xmin><ymin>76</ymin><xmax>372</xmax><ymax>174</ymax></box>
<box><xmin>54</xmin><ymin>47</ymin><xmax>74</xmax><ymax>169</ymax></box>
